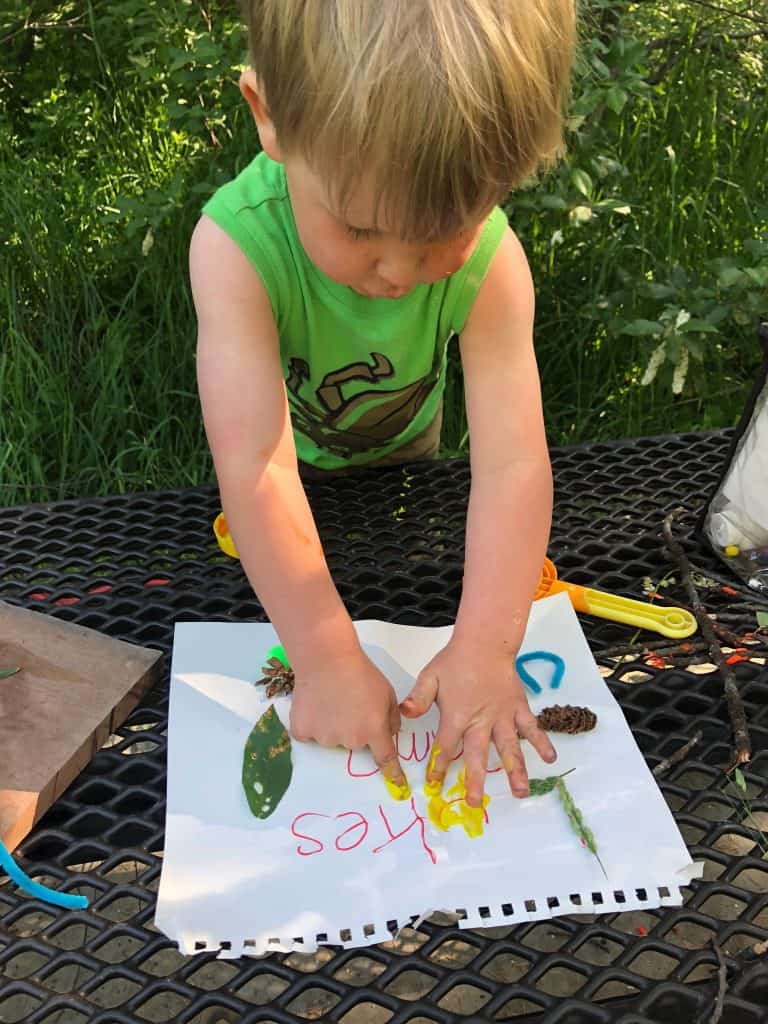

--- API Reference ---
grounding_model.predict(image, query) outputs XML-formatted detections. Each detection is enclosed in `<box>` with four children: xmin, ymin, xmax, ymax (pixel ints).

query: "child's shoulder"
<box><xmin>197</xmin><ymin>153</ymin><xmax>298</xmax><ymax>316</ymax></box>
<box><xmin>204</xmin><ymin>151</ymin><xmax>289</xmax><ymax>223</ymax></box>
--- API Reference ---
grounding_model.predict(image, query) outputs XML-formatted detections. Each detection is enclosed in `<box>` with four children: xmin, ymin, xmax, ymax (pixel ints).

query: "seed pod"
<box><xmin>537</xmin><ymin>704</ymin><xmax>597</xmax><ymax>734</ymax></box>
<box><xmin>257</xmin><ymin>658</ymin><xmax>295</xmax><ymax>696</ymax></box>
<box><xmin>242</xmin><ymin>704</ymin><xmax>292</xmax><ymax>819</ymax></box>
<box><xmin>556</xmin><ymin>777</ymin><xmax>599</xmax><ymax>856</ymax></box>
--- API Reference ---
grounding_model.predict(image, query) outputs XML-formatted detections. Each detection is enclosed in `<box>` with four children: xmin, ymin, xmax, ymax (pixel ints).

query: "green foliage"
<box><xmin>1</xmin><ymin>0</ymin><xmax>768</xmax><ymax>500</ymax></box>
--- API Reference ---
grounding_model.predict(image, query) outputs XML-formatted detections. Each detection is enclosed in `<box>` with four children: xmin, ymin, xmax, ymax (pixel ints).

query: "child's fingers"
<box><xmin>462</xmin><ymin>726</ymin><xmax>490</xmax><ymax>808</ymax></box>
<box><xmin>389</xmin><ymin>694</ymin><xmax>402</xmax><ymax>737</ymax></box>
<box><xmin>516</xmin><ymin>709</ymin><xmax>557</xmax><ymax>764</ymax></box>
<box><xmin>493</xmin><ymin>727</ymin><xmax>529</xmax><ymax>798</ymax></box>
<box><xmin>400</xmin><ymin>668</ymin><xmax>439</xmax><ymax>718</ymax></box>
<box><xmin>369</xmin><ymin>731</ymin><xmax>408</xmax><ymax>789</ymax></box>
<box><xmin>428</xmin><ymin>725</ymin><xmax>461</xmax><ymax>790</ymax></box>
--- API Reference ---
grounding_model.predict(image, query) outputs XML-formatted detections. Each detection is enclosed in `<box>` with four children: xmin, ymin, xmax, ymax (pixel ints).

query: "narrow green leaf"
<box><xmin>733</xmin><ymin>768</ymin><xmax>747</xmax><ymax>794</ymax></box>
<box><xmin>0</xmin><ymin>667</ymin><xmax>21</xmax><ymax>679</ymax></box>
<box><xmin>571</xmin><ymin>168</ymin><xmax>593</xmax><ymax>198</ymax></box>
<box><xmin>756</xmin><ymin>611</ymin><xmax>768</xmax><ymax>628</ymax></box>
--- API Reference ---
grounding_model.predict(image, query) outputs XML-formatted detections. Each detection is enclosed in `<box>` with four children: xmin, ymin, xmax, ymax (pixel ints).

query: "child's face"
<box><xmin>284</xmin><ymin>156</ymin><xmax>488</xmax><ymax>300</ymax></box>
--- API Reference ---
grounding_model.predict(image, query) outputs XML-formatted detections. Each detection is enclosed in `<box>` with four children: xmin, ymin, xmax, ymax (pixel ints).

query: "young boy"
<box><xmin>191</xmin><ymin>0</ymin><xmax>576</xmax><ymax>809</ymax></box>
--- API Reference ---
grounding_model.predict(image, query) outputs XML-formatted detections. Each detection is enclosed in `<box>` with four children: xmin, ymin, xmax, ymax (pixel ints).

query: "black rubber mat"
<box><xmin>1</xmin><ymin>429</ymin><xmax>766</xmax><ymax>1024</ymax></box>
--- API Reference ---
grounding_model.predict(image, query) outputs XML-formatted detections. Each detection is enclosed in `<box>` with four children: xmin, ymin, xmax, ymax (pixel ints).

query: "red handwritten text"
<box><xmin>290</xmin><ymin>799</ymin><xmax>436</xmax><ymax>864</ymax></box>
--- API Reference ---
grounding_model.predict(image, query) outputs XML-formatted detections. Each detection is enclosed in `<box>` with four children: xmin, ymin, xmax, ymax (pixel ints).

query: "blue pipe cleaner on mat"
<box><xmin>0</xmin><ymin>839</ymin><xmax>88</xmax><ymax>910</ymax></box>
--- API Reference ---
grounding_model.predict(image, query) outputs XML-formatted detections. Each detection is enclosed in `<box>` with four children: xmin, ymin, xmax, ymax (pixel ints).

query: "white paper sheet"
<box><xmin>155</xmin><ymin>594</ymin><xmax>701</xmax><ymax>957</ymax></box>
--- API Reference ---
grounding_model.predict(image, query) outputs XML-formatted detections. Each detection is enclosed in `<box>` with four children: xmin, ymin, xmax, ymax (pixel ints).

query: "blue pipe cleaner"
<box><xmin>0</xmin><ymin>838</ymin><xmax>88</xmax><ymax>910</ymax></box>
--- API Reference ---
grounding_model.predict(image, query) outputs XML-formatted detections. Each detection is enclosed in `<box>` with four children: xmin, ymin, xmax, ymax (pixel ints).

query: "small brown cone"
<box><xmin>257</xmin><ymin>660</ymin><xmax>295</xmax><ymax>696</ymax></box>
<box><xmin>537</xmin><ymin>704</ymin><xmax>597</xmax><ymax>734</ymax></box>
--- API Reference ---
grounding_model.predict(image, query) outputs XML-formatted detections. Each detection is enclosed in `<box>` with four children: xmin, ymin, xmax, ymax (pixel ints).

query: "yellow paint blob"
<box><xmin>383</xmin><ymin>774</ymin><xmax>412</xmax><ymax>802</ymax></box>
<box><xmin>724</xmin><ymin>545</ymin><xmax>740</xmax><ymax>557</ymax></box>
<box><xmin>427</xmin><ymin>765</ymin><xmax>490</xmax><ymax>839</ymax></box>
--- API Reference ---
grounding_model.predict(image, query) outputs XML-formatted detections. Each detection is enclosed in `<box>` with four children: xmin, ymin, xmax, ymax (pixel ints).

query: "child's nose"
<box><xmin>375</xmin><ymin>256</ymin><xmax>419</xmax><ymax>292</ymax></box>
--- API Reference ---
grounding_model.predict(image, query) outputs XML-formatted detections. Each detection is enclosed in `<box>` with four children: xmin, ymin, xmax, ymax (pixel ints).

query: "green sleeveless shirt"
<box><xmin>203</xmin><ymin>152</ymin><xmax>507</xmax><ymax>469</ymax></box>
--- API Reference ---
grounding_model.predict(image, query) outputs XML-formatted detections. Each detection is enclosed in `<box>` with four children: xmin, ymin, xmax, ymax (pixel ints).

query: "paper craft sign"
<box><xmin>155</xmin><ymin>594</ymin><xmax>701</xmax><ymax>957</ymax></box>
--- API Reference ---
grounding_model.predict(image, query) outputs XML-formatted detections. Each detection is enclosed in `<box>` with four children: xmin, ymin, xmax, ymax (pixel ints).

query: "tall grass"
<box><xmin>1</xmin><ymin>1</ymin><xmax>766</xmax><ymax>502</ymax></box>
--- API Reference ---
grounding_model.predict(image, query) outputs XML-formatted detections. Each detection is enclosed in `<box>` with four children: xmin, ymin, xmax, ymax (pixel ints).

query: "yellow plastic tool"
<box><xmin>535</xmin><ymin>558</ymin><xmax>696</xmax><ymax>639</ymax></box>
<box><xmin>214</xmin><ymin>515</ymin><xmax>696</xmax><ymax>639</ymax></box>
<box><xmin>213</xmin><ymin>513</ymin><xmax>238</xmax><ymax>558</ymax></box>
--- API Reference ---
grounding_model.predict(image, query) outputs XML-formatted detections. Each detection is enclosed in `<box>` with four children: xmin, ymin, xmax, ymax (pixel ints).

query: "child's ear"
<box><xmin>239</xmin><ymin>71</ymin><xmax>282</xmax><ymax>162</ymax></box>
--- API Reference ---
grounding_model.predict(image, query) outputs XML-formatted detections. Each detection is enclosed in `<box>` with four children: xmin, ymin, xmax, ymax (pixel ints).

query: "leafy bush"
<box><xmin>1</xmin><ymin>0</ymin><xmax>767</xmax><ymax>501</ymax></box>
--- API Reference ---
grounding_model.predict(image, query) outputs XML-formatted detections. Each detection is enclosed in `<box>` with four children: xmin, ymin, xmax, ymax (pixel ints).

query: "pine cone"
<box><xmin>537</xmin><ymin>704</ymin><xmax>597</xmax><ymax>734</ymax></box>
<box><xmin>257</xmin><ymin>658</ymin><xmax>295</xmax><ymax>696</ymax></box>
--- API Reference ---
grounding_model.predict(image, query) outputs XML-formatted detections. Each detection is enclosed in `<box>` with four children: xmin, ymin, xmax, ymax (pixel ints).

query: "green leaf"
<box><xmin>757</xmin><ymin>611</ymin><xmax>768</xmax><ymax>628</ymax></box>
<box><xmin>685</xmin><ymin>337</ymin><xmax>705</xmax><ymax>361</ymax></box>
<box><xmin>0</xmin><ymin>667</ymin><xmax>21</xmax><ymax>679</ymax></box>
<box><xmin>718</xmin><ymin>266</ymin><xmax>745</xmax><ymax>288</ymax></box>
<box><xmin>744</xmin><ymin>267</ymin><xmax>768</xmax><ymax>288</ymax></box>
<box><xmin>593</xmin><ymin>198</ymin><xmax>631</xmax><ymax>213</ymax></box>
<box><xmin>677</xmin><ymin>319</ymin><xmax>720</xmax><ymax>334</ymax></box>
<box><xmin>605</xmin><ymin>86</ymin><xmax>628</xmax><ymax>114</ymax></box>
<box><xmin>621</xmin><ymin>319</ymin><xmax>663</xmax><ymax>337</ymax></box>
<box><xmin>538</xmin><ymin>194</ymin><xmax>568</xmax><ymax>210</ymax></box>
<box><xmin>733</xmin><ymin>768</ymin><xmax>747</xmax><ymax>794</ymax></box>
<box><xmin>242</xmin><ymin>705</ymin><xmax>293</xmax><ymax>819</ymax></box>
<box><xmin>644</xmin><ymin>283</ymin><xmax>677</xmax><ymax>300</ymax></box>
<box><xmin>571</xmin><ymin>169</ymin><xmax>593</xmax><ymax>198</ymax></box>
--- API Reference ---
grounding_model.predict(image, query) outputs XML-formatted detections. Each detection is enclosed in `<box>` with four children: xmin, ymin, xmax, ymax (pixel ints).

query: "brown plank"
<box><xmin>0</xmin><ymin>600</ymin><xmax>162</xmax><ymax>851</ymax></box>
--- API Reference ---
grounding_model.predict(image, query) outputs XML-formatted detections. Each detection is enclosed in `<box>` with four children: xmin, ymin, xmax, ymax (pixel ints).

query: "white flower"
<box><xmin>141</xmin><ymin>227</ymin><xmax>155</xmax><ymax>256</ymax></box>
<box><xmin>675</xmin><ymin>308</ymin><xmax>691</xmax><ymax>330</ymax></box>
<box><xmin>569</xmin><ymin>205</ymin><xmax>593</xmax><ymax>225</ymax></box>
<box><xmin>672</xmin><ymin>345</ymin><xmax>689</xmax><ymax>395</ymax></box>
<box><xmin>641</xmin><ymin>341</ymin><xmax>666</xmax><ymax>386</ymax></box>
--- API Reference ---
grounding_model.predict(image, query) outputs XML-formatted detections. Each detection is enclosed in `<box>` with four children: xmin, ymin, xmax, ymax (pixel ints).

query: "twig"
<box><xmin>682</xmin><ymin>0</ymin><xmax>768</xmax><ymax>31</ymax></box>
<box><xmin>663</xmin><ymin>509</ymin><xmax>751</xmax><ymax>769</ymax></box>
<box><xmin>598</xmin><ymin>638</ymin><xmax>709</xmax><ymax>660</ymax></box>
<box><xmin>688</xmin><ymin>561</ymin><xmax>768</xmax><ymax>609</ymax></box>
<box><xmin>708</xmin><ymin>940</ymin><xmax>728</xmax><ymax>1024</ymax></box>
<box><xmin>653</xmin><ymin>730</ymin><xmax>703</xmax><ymax>777</ymax></box>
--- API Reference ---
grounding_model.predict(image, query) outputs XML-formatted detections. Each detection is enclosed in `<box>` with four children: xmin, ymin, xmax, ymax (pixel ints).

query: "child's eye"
<box><xmin>345</xmin><ymin>225</ymin><xmax>374</xmax><ymax>241</ymax></box>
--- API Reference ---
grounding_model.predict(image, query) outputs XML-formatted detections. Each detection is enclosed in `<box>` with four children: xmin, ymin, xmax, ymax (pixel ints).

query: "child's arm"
<box><xmin>191</xmin><ymin>216</ymin><xmax>405</xmax><ymax>781</ymax></box>
<box><xmin>400</xmin><ymin>227</ymin><xmax>556</xmax><ymax>804</ymax></box>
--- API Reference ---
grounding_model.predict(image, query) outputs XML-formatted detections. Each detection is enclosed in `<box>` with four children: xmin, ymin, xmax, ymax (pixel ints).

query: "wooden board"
<box><xmin>0</xmin><ymin>600</ymin><xmax>162</xmax><ymax>852</ymax></box>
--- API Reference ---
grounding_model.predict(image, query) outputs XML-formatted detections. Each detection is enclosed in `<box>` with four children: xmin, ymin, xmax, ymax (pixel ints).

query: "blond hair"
<box><xmin>244</xmin><ymin>0</ymin><xmax>576</xmax><ymax>240</ymax></box>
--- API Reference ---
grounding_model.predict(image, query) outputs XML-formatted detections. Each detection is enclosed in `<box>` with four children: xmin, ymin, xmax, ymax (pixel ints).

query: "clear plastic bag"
<box><xmin>702</xmin><ymin>323</ymin><xmax>768</xmax><ymax>592</ymax></box>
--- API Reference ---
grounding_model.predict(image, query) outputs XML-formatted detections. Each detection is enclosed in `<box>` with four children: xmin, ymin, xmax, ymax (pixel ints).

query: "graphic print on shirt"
<box><xmin>285</xmin><ymin>353</ymin><xmax>435</xmax><ymax>458</ymax></box>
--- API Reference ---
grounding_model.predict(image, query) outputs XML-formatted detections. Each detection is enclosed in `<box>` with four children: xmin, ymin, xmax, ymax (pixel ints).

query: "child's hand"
<box><xmin>400</xmin><ymin>637</ymin><xmax>556</xmax><ymax>807</ymax></box>
<box><xmin>289</xmin><ymin>648</ymin><xmax>407</xmax><ymax>788</ymax></box>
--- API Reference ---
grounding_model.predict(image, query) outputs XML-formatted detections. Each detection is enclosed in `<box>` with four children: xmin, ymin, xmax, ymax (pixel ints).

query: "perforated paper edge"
<box><xmin>169</xmin><ymin>879</ymin><xmax>700</xmax><ymax>959</ymax></box>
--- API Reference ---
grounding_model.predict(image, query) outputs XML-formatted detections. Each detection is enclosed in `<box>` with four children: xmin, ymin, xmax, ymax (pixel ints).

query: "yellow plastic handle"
<box><xmin>550</xmin><ymin>581</ymin><xmax>696</xmax><ymax>639</ymax></box>
<box><xmin>213</xmin><ymin>513</ymin><xmax>239</xmax><ymax>559</ymax></box>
